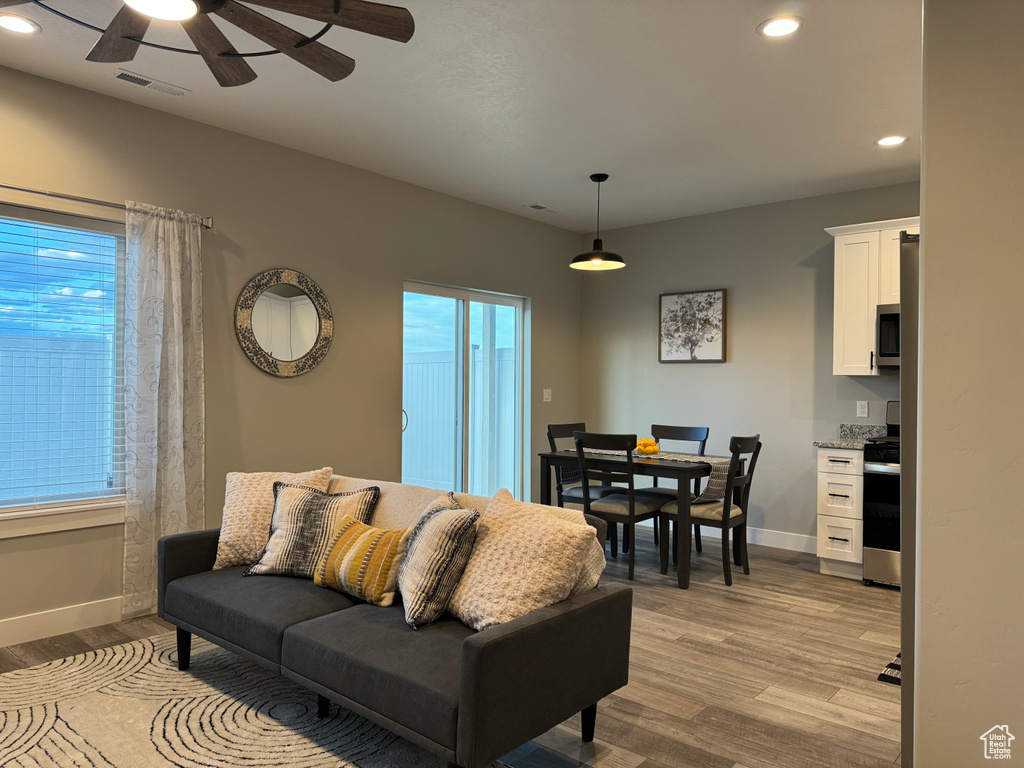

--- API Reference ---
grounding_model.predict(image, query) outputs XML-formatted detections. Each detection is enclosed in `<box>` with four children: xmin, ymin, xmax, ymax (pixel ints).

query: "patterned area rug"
<box><xmin>878</xmin><ymin>653</ymin><xmax>902</xmax><ymax>686</ymax></box>
<box><xmin>0</xmin><ymin>632</ymin><xmax>505</xmax><ymax>767</ymax></box>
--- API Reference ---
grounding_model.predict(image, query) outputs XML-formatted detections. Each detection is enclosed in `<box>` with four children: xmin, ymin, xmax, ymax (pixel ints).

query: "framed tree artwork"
<box><xmin>659</xmin><ymin>289</ymin><xmax>726</xmax><ymax>363</ymax></box>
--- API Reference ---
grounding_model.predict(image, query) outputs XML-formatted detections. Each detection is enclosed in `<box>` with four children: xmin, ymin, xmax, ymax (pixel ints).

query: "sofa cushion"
<box><xmin>164</xmin><ymin>566</ymin><xmax>356</xmax><ymax>664</ymax></box>
<box><xmin>282</xmin><ymin>604</ymin><xmax>474</xmax><ymax>750</ymax></box>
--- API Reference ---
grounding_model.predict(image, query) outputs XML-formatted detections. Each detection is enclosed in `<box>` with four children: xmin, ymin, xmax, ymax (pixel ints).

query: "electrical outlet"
<box><xmin>542</xmin><ymin>388</ymin><xmax>552</xmax><ymax>403</ymax></box>
<box><xmin>857</xmin><ymin>401</ymin><xmax>869</xmax><ymax>418</ymax></box>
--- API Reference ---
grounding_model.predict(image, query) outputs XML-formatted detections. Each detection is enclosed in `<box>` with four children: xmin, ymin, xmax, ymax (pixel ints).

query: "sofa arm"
<box><xmin>455</xmin><ymin>583</ymin><xmax>632</xmax><ymax>768</ymax></box>
<box><xmin>157</xmin><ymin>529</ymin><xmax>220</xmax><ymax>620</ymax></box>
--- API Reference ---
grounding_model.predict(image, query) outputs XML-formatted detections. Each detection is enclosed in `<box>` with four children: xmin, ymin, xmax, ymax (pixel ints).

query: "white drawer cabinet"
<box><xmin>817</xmin><ymin>516</ymin><xmax>863</xmax><ymax>563</ymax></box>
<box><xmin>817</xmin><ymin>472</ymin><xmax>862</xmax><ymax>520</ymax></box>
<box><xmin>816</xmin><ymin>447</ymin><xmax>865</xmax><ymax>579</ymax></box>
<box><xmin>826</xmin><ymin>217</ymin><xmax>919</xmax><ymax>376</ymax></box>
<box><xmin>816</xmin><ymin>448</ymin><xmax>864</xmax><ymax>476</ymax></box>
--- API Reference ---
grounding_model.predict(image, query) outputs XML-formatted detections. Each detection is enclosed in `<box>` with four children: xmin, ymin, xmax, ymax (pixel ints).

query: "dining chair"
<box><xmin>659</xmin><ymin>435</ymin><xmax>761</xmax><ymax>587</ymax></box>
<box><xmin>633</xmin><ymin>425</ymin><xmax>709</xmax><ymax>554</ymax></box>
<box><xmin>546</xmin><ymin>423</ymin><xmax>619</xmax><ymax>508</ymax></box>
<box><xmin>574</xmin><ymin>431</ymin><xmax>667</xmax><ymax>580</ymax></box>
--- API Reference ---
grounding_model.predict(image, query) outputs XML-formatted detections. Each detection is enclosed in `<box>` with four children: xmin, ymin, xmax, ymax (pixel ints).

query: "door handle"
<box><xmin>828</xmin><ymin>536</ymin><xmax>850</xmax><ymax>543</ymax></box>
<box><xmin>871</xmin><ymin>351</ymin><xmax>875</xmax><ymax>371</ymax></box>
<box><xmin>401</xmin><ymin>409</ymin><xmax>409</xmax><ymax>433</ymax></box>
<box><xmin>828</xmin><ymin>493</ymin><xmax>850</xmax><ymax>499</ymax></box>
<box><xmin>829</xmin><ymin>459</ymin><xmax>851</xmax><ymax>464</ymax></box>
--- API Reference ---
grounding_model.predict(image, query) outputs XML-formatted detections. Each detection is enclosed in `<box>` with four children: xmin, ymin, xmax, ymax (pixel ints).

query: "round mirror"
<box><xmin>235</xmin><ymin>269</ymin><xmax>333</xmax><ymax>377</ymax></box>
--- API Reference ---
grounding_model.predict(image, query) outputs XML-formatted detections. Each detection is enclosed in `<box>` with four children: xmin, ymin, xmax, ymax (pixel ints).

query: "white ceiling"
<box><xmin>0</xmin><ymin>0</ymin><xmax>922</xmax><ymax>231</ymax></box>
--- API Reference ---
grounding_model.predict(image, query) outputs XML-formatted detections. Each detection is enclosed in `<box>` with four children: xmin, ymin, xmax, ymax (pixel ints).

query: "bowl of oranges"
<box><xmin>636</xmin><ymin>438</ymin><xmax>660</xmax><ymax>455</ymax></box>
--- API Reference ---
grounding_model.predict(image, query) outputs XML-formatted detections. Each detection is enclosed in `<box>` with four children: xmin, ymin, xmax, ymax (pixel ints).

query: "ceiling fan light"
<box><xmin>123</xmin><ymin>0</ymin><xmax>199</xmax><ymax>22</ymax></box>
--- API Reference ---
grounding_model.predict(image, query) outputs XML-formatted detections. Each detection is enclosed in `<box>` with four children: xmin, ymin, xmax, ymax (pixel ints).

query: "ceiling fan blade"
<box><xmin>244</xmin><ymin>0</ymin><xmax>414</xmax><ymax>43</ymax></box>
<box><xmin>216</xmin><ymin>1</ymin><xmax>354</xmax><ymax>82</ymax></box>
<box><xmin>85</xmin><ymin>5</ymin><xmax>151</xmax><ymax>64</ymax></box>
<box><xmin>181</xmin><ymin>13</ymin><xmax>257</xmax><ymax>88</ymax></box>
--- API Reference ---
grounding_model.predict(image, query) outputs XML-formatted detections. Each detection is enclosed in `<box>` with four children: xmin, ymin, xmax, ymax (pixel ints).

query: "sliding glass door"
<box><xmin>402</xmin><ymin>284</ymin><xmax>525</xmax><ymax>498</ymax></box>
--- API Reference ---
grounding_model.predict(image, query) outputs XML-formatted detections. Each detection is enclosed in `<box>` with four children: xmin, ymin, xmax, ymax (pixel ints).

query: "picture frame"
<box><xmin>659</xmin><ymin>289</ymin><xmax>727</xmax><ymax>363</ymax></box>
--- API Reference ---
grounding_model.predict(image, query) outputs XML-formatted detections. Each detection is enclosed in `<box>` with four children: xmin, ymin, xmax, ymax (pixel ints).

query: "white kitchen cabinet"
<box><xmin>816</xmin><ymin>447</ymin><xmax>864</xmax><ymax>580</ymax></box>
<box><xmin>826</xmin><ymin>217</ymin><xmax>919</xmax><ymax>376</ymax></box>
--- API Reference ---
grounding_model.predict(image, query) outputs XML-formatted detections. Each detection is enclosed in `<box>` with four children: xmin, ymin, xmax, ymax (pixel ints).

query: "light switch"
<box><xmin>857</xmin><ymin>401</ymin><xmax>869</xmax><ymax>418</ymax></box>
<box><xmin>542</xmin><ymin>388</ymin><xmax>552</xmax><ymax>402</ymax></box>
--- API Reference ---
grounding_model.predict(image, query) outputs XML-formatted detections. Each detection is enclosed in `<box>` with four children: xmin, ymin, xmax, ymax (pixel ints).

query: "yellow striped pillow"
<box><xmin>314</xmin><ymin>515</ymin><xmax>412</xmax><ymax>607</ymax></box>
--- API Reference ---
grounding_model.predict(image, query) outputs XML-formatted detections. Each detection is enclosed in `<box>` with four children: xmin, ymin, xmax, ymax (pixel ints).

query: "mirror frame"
<box><xmin>234</xmin><ymin>268</ymin><xmax>333</xmax><ymax>377</ymax></box>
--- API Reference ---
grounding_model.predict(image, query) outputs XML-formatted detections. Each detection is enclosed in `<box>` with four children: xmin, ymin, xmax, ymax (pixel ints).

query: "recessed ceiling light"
<box><xmin>875</xmin><ymin>135</ymin><xmax>908</xmax><ymax>147</ymax></box>
<box><xmin>0</xmin><ymin>14</ymin><xmax>41</xmax><ymax>35</ymax></box>
<box><xmin>123</xmin><ymin>0</ymin><xmax>198</xmax><ymax>22</ymax></box>
<box><xmin>757</xmin><ymin>16</ymin><xmax>803</xmax><ymax>38</ymax></box>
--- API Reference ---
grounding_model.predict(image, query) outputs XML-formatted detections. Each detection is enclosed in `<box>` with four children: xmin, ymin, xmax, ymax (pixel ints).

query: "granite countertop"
<box><xmin>813</xmin><ymin>423</ymin><xmax>887</xmax><ymax>450</ymax></box>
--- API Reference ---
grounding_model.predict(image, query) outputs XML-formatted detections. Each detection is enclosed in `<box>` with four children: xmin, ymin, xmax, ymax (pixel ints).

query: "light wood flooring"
<box><xmin>0</xmin><ymin>538</ymin><xmax>901</xmax><ymax>768</ymax></box>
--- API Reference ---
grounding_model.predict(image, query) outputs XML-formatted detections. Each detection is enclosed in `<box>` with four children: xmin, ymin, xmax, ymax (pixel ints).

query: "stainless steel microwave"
<box><xmin>876</xmin><ymin>303</ymin><xmax>900</xmax><ymax>367</ymax></box>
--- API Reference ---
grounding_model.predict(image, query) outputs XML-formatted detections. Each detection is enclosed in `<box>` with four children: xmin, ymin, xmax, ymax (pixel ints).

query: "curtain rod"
<box><xmin>0</xmin><ymin>183</ymin><xmax>214</xmax><ymax>230</ymax></box>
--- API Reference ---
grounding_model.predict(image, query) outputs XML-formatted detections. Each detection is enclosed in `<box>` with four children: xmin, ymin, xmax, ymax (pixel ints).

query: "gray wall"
<box><xmin>915</xmin><ymin>1</ymin><xmax>1024</xmax><ymax>762</ymax></box>
<box><xmin>580</xmin><ymin>182</ymin><xmax>919</xmax><ymax>537</ymax></box>
<box><xmin>0</xmin><ymin>66</ymin><xmax>583</xmax><ymax>618</ymax></box>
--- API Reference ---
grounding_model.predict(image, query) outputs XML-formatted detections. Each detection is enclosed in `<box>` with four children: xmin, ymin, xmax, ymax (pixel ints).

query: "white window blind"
<box><xmin>0</xmin><ymin>209</ymin><xmax>125</xmax><ymax>506</ymax></box>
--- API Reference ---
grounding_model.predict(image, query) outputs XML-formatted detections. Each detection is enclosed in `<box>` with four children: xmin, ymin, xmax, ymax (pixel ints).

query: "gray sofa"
<box><xmin>157</xmin><ymin>475</ymin><xmax>633</xmax><ymax>768</ymax></box>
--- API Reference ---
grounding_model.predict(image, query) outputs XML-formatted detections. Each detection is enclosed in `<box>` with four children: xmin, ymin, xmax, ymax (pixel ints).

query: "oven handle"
<box><xmin>864</xmin><ymin>462</ymin><xmax>900</xmax><ymax>475</ymax></box>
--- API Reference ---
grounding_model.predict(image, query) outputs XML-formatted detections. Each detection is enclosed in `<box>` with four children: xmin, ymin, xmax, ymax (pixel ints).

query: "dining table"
<box><xmin>537</xmin><ymin>448</ymin><xmax>724</xmax><ymax>588</ymax></box>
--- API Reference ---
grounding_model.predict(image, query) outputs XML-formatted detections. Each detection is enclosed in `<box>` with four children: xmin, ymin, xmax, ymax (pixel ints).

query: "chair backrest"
<box><xmin>717</xmin><ymin>434</ymin><xmax>761</xmax><ymax>520</ymax></box>
<box><xmin>573</xmin><ymin>431</ymin><xmax>637</xmax><ymax>513</ymax></box>
<box><xmin>651</xmin><ymin>424</ymin><xmax>709</xmax><ymax>455</ymax></box>
<box><xmin>547</xmin><ymin>422</ymin><xmax>587</xmax><ymax>487</ymax></box>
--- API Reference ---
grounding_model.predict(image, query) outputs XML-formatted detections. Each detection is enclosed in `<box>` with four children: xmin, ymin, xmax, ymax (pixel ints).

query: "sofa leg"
<box><xmin>581</xmin><ymin>702</ymin><xmax>597</xmax><ymax>743</ymax></box>
<box><xmin>176</xmin><ymin>627</ymin><xmax>191</xmax><ymax>671</ymax></box>
<box><xmin>317</xmin><ymin>694</ymin><xmax>331</xmax><ymax>718</ymax></box>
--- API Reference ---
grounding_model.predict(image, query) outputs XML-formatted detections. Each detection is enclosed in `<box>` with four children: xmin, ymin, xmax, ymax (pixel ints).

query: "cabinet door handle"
<box><xmin>828</xmin><ymin>536</ymin><xmax>850</xmax><ymax>543</ymax></box>
<box><xmin>829</xmin><ymin>459</ymin><xmax>851</xmax><ymax>464</ymax></box>
<box><xmin>828</xmin><ymin>493</ymin><xmax>850</xmax><ymax>499</ymax></box>
<box><xmin>871</xmin><ymin>351</ymin><xmax>875</xmax><ymax>371</ymax></box>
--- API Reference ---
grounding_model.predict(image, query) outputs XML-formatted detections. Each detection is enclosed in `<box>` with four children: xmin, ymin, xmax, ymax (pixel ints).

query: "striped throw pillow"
<box><xmin>398</xmin><ymin>493</ymin><xmax>480</xmax><ymax>629</ymax></box>
<box><xmin>245</xmin><ymin>483</ymin><xmax>380</xmax><ymax>579</ymax></box>
<box><xmin>315</xmin><ymin>516</ymin><xmax>412</xmax><ymax>607</ymax></box>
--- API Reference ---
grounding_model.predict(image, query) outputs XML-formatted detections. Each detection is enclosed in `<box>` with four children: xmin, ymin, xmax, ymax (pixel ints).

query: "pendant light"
<box><xmin>571</xmin><ymin>173</ymin><xmax>625</xmax><ymax>271</ymax></box>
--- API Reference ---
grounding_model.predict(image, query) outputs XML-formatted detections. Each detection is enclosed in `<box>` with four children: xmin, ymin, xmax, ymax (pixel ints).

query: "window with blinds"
<box><xmin>0</xmin><ymin>210</ymin><xmax>125</xmax><ymax>507</ymax></box>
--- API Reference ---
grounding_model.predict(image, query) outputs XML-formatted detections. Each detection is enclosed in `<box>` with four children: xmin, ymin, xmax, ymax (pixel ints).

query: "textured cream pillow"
<box><xmin>546</xmin><ymin>505</ymin><xmax>606</xmax><ymax>596</ymax></box>
<box><xmin>448</xmin><ymin>489</ymin><xmax>599</xmax><ymax>631</ymax></box>
<box><xmin>213</xmin><ymin>467</ymin><xmax>333</xmax><ymax>569</ymax></box>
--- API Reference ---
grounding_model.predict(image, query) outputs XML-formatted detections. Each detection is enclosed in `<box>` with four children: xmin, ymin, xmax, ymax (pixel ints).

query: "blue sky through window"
<box><xmin>403</xmin><ymin>292</ymin><xmax>515</xmax><ymax>353</ymax></box>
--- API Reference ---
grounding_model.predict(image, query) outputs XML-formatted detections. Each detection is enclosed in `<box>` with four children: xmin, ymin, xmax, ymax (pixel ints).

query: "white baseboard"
<box><xmin>635</xmin><ymin>520</ymin><xmax>816</xmax><ymax>554</ymax></box>
<box><xmin>0</xmin><ymin>596</ymin><xmax>123</xmax><ymax>647</ymax></box>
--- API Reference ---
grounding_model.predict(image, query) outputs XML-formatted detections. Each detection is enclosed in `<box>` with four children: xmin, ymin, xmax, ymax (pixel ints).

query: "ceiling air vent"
<box><xmin>524</xmin><ymin>204</ymin><xmax>560</xmax><ymax>214</ymax></box>
<box><xmin>113</xmin><ymin>70</ymin><xmax>190</xmax><ymax>98</ymax></box>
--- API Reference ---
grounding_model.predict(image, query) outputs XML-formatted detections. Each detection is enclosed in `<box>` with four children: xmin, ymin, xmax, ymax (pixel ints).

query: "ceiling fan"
<box><xmin>1</xmin><ymin>0</ymin><xmax>414</xmax><ymax>87</ymax></box>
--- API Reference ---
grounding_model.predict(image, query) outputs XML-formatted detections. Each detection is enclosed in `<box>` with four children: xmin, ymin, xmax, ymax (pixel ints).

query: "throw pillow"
<box><xmin>245</xmin><ymin>483</ymin><xmax>380</xmax><ymax>579</ymax></box>
<box><xmin>448</xmin><ymin>489</ymin><xmax>598</xmax><ymax>631</ymax></box>
<box><xmin>398</xmin><ymin>492</ymin><xmax>480</xmax><ymax>629</ymax></box>
<box><xmin>315</xmin><ymin>516</ymin><xmax>412</xmax><ymax>607</ymax></box>
<box><xmin>213</xmin><ymin>466</ymin><xmax>334</xmax><ymax>569</ymax></box>
<box><xmin>545</xmin><ymin>505</ymin><xmax>607</xmax><ymax>596</ymax></box>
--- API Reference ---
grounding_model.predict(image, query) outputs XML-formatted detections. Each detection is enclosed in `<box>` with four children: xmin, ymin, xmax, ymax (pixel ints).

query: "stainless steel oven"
<box><xmin>863</xmin><ymin>401</ymin><xmax>901</xmax><ymax>586</ymax></box>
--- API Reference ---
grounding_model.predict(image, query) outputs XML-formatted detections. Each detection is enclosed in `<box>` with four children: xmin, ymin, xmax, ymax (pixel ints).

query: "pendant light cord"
<box><xmin>595</xmin><ymin>180</ymin><xmax>602</xmax><ymax>240</ymax></box>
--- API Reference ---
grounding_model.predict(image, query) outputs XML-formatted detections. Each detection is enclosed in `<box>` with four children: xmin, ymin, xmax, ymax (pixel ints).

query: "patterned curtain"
<box><xmin>122</xmin><ymin>201</ymin><xmax>205</xmax><ymax>618</ymax></box>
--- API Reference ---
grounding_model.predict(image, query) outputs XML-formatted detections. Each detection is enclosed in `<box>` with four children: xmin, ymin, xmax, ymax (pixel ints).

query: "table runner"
<box><xmin>565</xmin><ymin>449</ymin><xmax>733</xmax><ymax>504</ymax></box>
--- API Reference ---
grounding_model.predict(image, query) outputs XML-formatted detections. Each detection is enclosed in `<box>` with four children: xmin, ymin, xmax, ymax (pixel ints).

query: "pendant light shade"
<box><xmin>571</xmin><ymin>173</ymin><xmax>625</xmax><ymax>270</ymax></box>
